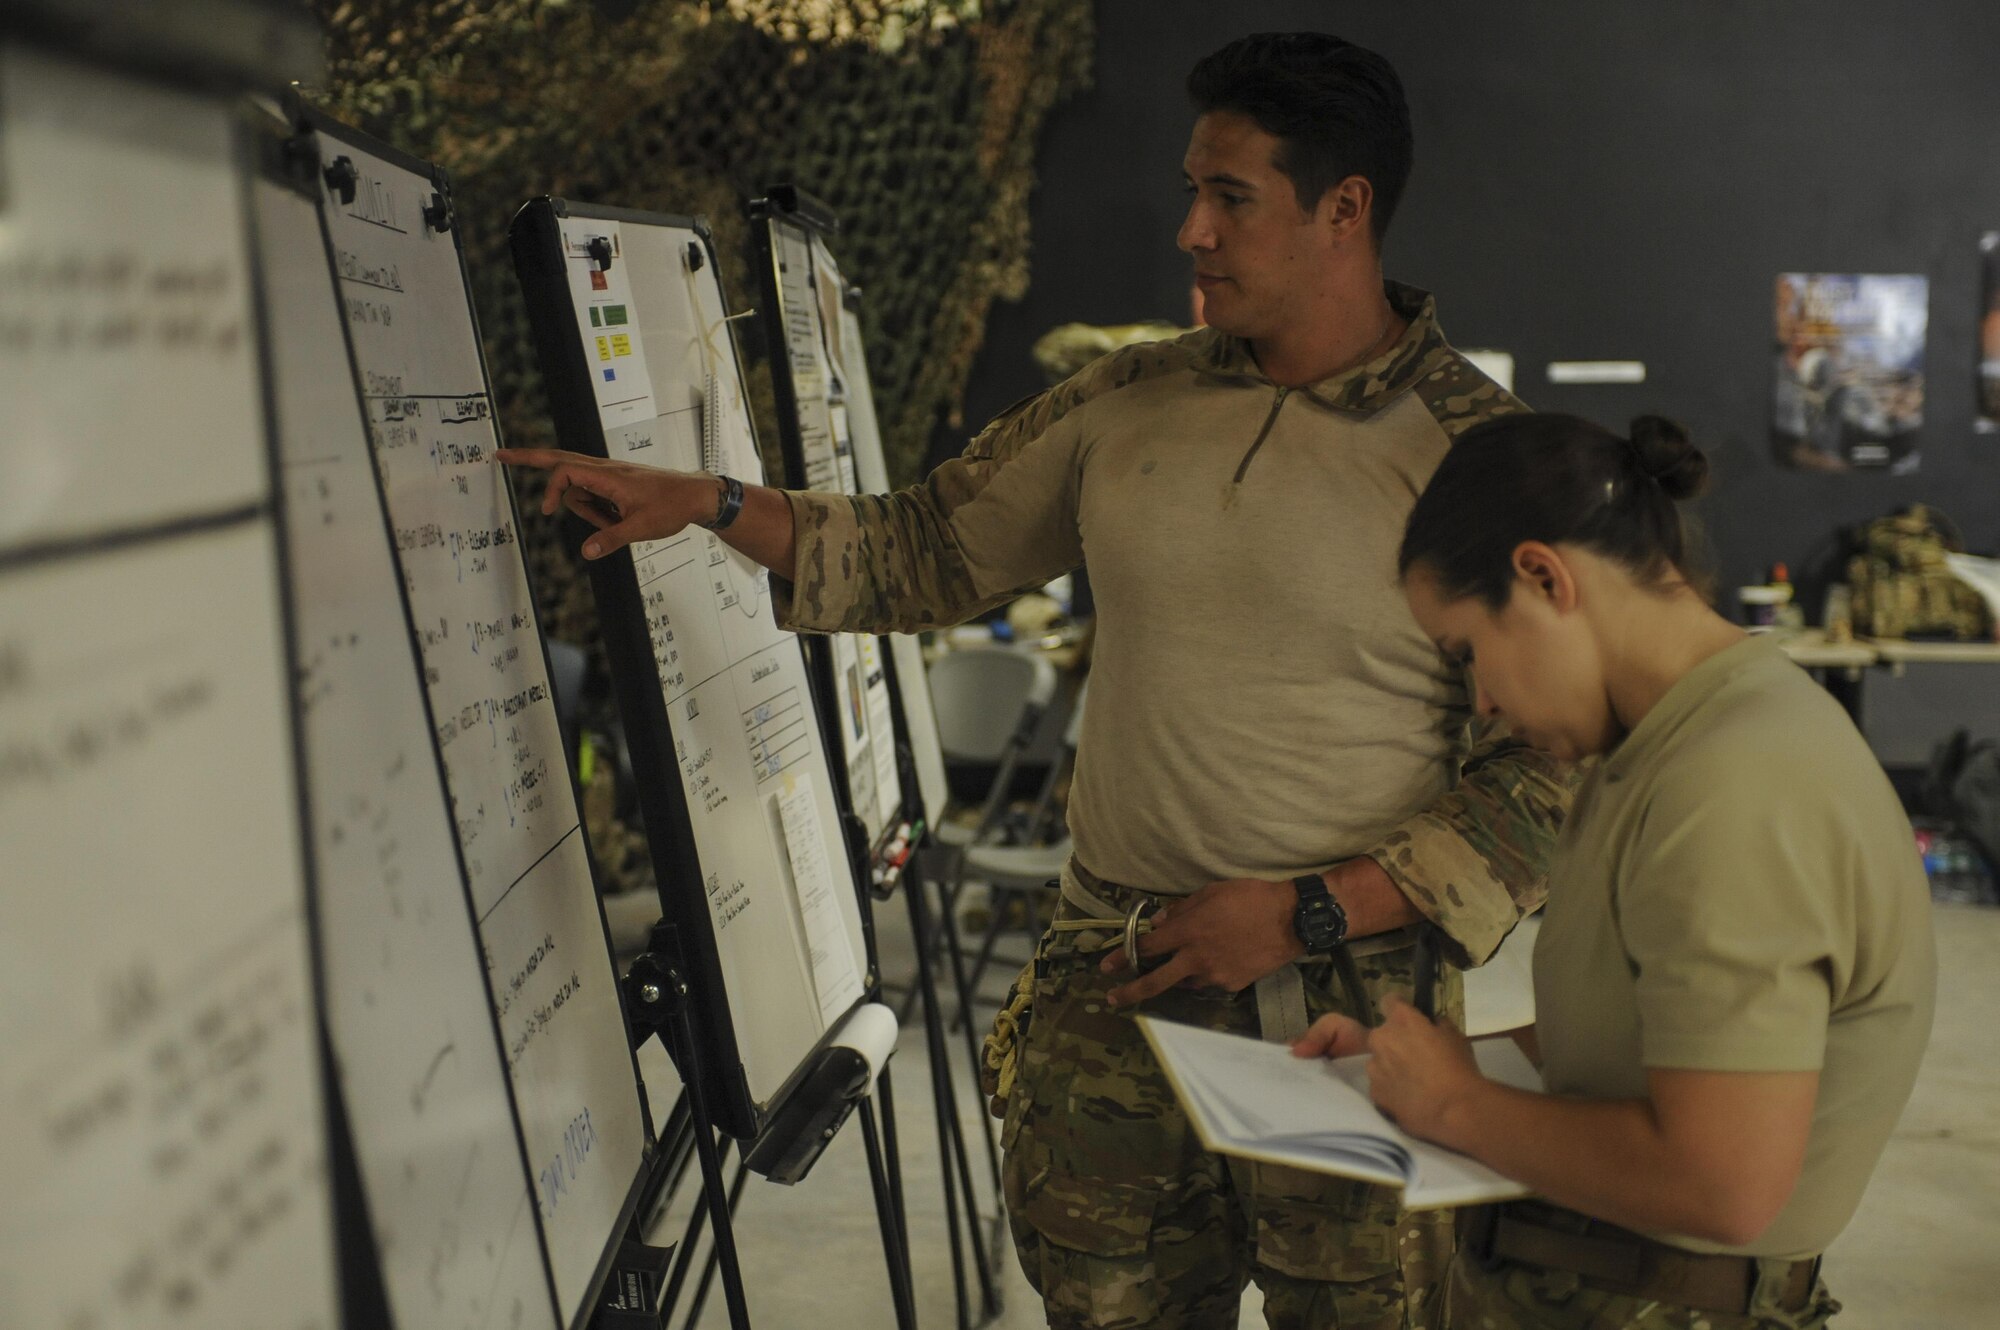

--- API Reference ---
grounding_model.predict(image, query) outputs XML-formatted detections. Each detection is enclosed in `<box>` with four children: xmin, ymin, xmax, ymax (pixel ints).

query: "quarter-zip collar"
<box><xmin>1189</xmin><ymin>280</ymin><xmax>1445</xmax><ymax>415</ymax></box>
<box><xmin>1229</xmin><ymin>385</ymin><xmax>1290</xmax><ymax>484</ymax></box>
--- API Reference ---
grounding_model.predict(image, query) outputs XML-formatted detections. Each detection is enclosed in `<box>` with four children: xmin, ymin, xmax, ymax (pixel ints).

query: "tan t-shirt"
<box><xmin>776</xmin><ymin>284</ymin><xmax>1579</xmax><ymax>965</ymax></box>
<box><xmin>1534</xmin><ymin>637</ymin><xmax>1936</xmax><ymax>1258</ymax></box>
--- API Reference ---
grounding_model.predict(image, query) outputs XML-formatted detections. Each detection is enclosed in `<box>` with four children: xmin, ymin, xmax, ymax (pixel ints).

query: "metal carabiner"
<box><xmin>1121</xmin><ymin>897</ymin><xmax>1157</xmax><ymax>974</ymax></box>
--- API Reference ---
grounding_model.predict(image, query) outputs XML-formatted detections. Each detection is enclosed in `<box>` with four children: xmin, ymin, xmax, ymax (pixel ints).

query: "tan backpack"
<box><xmin>1847</xmin><ymin>505</ymin><xmax>1994</xmax><ymax>641</ymax></box>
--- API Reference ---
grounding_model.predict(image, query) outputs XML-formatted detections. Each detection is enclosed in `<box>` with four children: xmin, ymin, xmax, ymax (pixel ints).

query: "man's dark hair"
<box><xmin>1186</xmin><ymin>32</ymin><xmax>1414</xmax><ymax>244</ymax></box>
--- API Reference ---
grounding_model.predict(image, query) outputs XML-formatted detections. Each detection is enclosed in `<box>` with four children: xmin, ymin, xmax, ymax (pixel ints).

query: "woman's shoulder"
<box><xmin>1681</xmin><ymin>640</ymin><xmax>1862</xmax><ymax>751</ymax></box>
<box><xmin>1642</xmin><ymin>644</ymin><xmax>1886</xmax><ymax>819</ymax></box>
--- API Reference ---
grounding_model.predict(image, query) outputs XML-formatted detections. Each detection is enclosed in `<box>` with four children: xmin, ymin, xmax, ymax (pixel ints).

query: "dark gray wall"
<box><xmin>949</xmin><ymin>1</ymin><xmax>2000</xmax><ymax>609</ymax></box>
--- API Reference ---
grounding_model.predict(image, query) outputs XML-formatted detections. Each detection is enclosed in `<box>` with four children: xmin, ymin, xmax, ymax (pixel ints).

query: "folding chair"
<box><xmin>928</xmin><ymin>643</ymin><xmax>1061</xmax><ymax>851</ymax></box>
<box><xmin>900</xmin><ymin>645</ymin><xmax>1057</xmax><ymax>1029</ymax></box>
<box><xmin>956</xmin><ymin>679</ymin><xmax>1086</xmax><ymax>999</ymax></box>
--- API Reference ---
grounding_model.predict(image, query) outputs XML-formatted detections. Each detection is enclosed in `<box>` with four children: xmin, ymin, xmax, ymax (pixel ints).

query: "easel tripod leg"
<box><xmin>906</xmin><ymin>870</ymin><xmax>974</xmax><ymax>1330</ymax></box>
<box><xmin>933</xmin><ymin>869</ymin><xmax>1005</xmax><ymax>1201</ymax></box>
<box><xmin>683</xmin><ymin>1152</ymin><xmax>753</xmax><ymax>1330</ymax></box>
<box><xmin>939</xmin><ymin>1048</ymin><xmax>1002</xmax><ymax>1318</ymax></box>
<box><xmin>860</xmin><ymin>1096</ymin><xmax>919</xmax><ymax>1330</ymax></box>
<box><xmin>658</xmin><ymin>1130</ymin><xmax>721</xmax><ymax>1324</ymax></box>
<box><xmin>912</xmin><ymin>860</ymin><xmax>1005</xmax><ymax>1321</ymax></box>
<box><xmin>876</xmin><ymin>1069</ymin><xmax>913</xmax><ymax>1293</ymax></box>
<box><xmin>673</xmin><ymin>1006</ymin><xmax>753</xmax><ymax>1330</ymax></box>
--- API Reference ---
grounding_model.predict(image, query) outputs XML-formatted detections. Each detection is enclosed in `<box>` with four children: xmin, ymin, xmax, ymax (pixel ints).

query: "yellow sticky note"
<box><xmin>595</xmin><ymin>336</ymin><xmax>611</xmax><ymax>362</ymax></box>
<box><xmin>610</xmin><ymin>334</ymin><xmax>632</xmax><ymax>357</ymax></box>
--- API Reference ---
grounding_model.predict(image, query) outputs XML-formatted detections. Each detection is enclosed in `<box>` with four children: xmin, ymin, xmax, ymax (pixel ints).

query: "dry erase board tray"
<box><xmin>287</xmin><ymin>105</ymin><xmax>655</xmax><ymax>1330</ymax></box>
<box><xmin>510</xmin><ymin>197</ymin><xmax>875</xmax><ymax>1143</ymax></box>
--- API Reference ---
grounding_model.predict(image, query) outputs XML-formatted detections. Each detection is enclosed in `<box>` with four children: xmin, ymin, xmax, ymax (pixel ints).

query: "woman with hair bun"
<box><xmin>1295</xmin><ymin>413</ymin><xmax>1935</xmax><ymax>1328</ymax></box>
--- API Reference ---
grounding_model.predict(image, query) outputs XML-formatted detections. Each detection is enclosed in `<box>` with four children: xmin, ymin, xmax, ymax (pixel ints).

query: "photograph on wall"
<box><xmin>1773</xmin><ymin>272</ymin><xmax>1927</xmax><ymax>473</ymax></box>
<box><xmin>1980</xmin><ymin>233</ymin><xmax>2000</xmax><ymax>433</ymax></box>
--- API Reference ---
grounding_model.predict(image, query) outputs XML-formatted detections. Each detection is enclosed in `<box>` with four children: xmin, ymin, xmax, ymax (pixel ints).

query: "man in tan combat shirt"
<box><xmin>504</xmin><ymin>31</ymin><xmax>1574</xmax><ymax>1330</ymax></box>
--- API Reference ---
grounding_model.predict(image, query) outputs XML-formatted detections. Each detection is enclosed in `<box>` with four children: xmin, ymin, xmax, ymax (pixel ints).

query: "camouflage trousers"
<box><xmin>1000</xmin><ymin>899</ymin><xmax>1467</xmax><ymax>1330</ymax></box>
<box><xmin>1442</xmin><ymin>1251</ymin><xmax>1841</xmax><ymax>1329</ymax></box>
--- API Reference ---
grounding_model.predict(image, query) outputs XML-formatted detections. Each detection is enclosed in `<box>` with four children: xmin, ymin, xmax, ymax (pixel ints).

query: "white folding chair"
<box><xmin>957</xmin><ymin>679</ymin><xmax>1086</xmax><ymax>997</ymax></box>
<box><xmin>927</xmin><ymin>643</ymin><xmax>1060</xmax><ymax>849</ymax></box>
<box><xmin>899</xmin><ymin>645</ymin><xmax>1058</xmax><ymax>1028</ymax></box>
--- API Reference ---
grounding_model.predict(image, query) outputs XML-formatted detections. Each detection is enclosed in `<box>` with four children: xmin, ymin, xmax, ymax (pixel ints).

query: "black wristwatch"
<box><xmin>700</xmin><ymin>474</ymin><xmax>745</xmax><ymax>531</ymax></box>
<box><xmin>1291</xmin><ymin>874</ymin><xmax>1349</xmax><ymax>954</ymax></box>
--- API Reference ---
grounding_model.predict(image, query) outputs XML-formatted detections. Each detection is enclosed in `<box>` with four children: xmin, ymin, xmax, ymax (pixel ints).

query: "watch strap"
<box><xmin>702</xmin><ymin>474</ymin><xmax>745</xmax><ymax>531</ymax></box>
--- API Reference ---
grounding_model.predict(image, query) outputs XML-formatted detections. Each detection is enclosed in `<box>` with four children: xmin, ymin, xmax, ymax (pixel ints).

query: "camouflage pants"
<box><xmin>1442</xmin><ymin>1252</ymin><xmax>1841</xmax><ymax>1328</ymax></box>
<box><xmin>1000</xmin><ymin>903</ymin><xmax>1466</xmax><ymax>1330</ymax></box>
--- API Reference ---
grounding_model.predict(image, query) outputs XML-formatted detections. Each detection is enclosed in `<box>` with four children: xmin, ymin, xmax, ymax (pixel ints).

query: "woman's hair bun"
<box><xmin>1628</xmin><ymin>414</ymin><xmax>1709</xmax><ymax>501</ymax></box>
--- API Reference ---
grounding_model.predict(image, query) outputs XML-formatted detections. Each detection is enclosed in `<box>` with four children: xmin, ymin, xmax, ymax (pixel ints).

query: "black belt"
<box><xmin>1461</xmin><ymin>1202</ymin><xmax>1819</xmax><ymax>1317</ymax></box>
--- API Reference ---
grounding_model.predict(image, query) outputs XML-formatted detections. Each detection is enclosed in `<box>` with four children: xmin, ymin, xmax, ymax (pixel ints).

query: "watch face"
<box><xmin>1295</xmin><ymin>899</ymin><xmax>1336</xmax><ymax>949</ymax></box>
<box><xmin>1292</xmin><ymin>878</ymin><xmax>1346</xmax><ymax>952</ymax></box>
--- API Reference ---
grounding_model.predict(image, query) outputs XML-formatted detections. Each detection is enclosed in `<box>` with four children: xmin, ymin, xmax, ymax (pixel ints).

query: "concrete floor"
<box><xmin>645</xmin><ymin>900</ymin><xmax>2000</xmax><ymax>1329</ymax></box>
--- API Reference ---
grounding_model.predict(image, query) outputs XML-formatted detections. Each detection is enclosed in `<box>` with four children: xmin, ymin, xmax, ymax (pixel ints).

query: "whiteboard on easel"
<box><xmin>757</xmin><ymin>205</ymin><xmax>949</xmax><ymax>832</ymax></box>
<box><xmin>299</xmin><ymin>112</ymin><xmax>650</xmax><ymax>1324</ymax></box>
<box><xmin>759</xmin><ymin>218</ymin><xmax>904</xmax><ymax>849</ymax></box>
<box><xmin>0</xmin><ymin>44</ymin><xmax>338</xmax><ymax>1330</ymax></box>
<box><xmin>246</xmin><ymin>117</ymin><xmax>564</xmax><ymax>1330</ymax></box>
<box><xmin>510</xmin><ymin>201</ymin><xmax>871</xmax><ymax>1135</ymax></box>
<box><xmin>834</xmin><ymin>297</ymin><xmax>949</xmax><ymax>832</ymax></box>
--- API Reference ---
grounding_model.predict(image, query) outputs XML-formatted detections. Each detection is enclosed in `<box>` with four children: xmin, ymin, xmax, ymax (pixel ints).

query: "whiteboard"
<box><xmin>834</xmin><ymin>296</ymin><xmax>950</xmax><ymax>831</ymax></box>
<box><xmin>0</xmin><ymin>45</ymin><xmax>337</xmax><ymax>1330</ymax></box>
<box><xmin>511</xmin><ymin>203</ymin><xmax>871</xmax><ymax>1133</ymax></box>
<box><xmin>761</xmin><ymin>212</ymin><xmax>950</xmax><ymax>831</ymax></box>
<box><xmin>249</xmin><ymin>140</ymin><xmax>563</xmax><ymax>1330</ymax></box>
<box><xmin>303</xmin><ymin>117</ymin><xmax>649</xmax><ymax>1323</ymax></box>
<box><xmin>763</xmin><ymin>221</ymin><xmax>905</xmax><ymax>849</ymax></box>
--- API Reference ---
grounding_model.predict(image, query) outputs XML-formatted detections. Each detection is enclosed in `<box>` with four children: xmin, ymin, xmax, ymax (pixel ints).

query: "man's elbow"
<box><xmin>1674</xmin><ymin>1177</ymin><xmax>1797</xmax><ymax>1248</ymax></box>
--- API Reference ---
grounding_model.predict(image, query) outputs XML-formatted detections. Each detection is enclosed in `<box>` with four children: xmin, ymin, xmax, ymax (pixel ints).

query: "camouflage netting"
<box><xmin>309</xmin><ymin>0</ymin><xmax>1092</xmax><ymax>890</ymax></box>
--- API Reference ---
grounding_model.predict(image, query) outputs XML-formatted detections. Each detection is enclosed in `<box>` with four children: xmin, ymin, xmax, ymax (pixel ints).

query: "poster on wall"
<box><xmin>1772</xmin><ymin>272</ymin><xmax>1927</xmax><ymax>474</ymax></box>
<box><xmin>1979</xmin><ymin>234</ymin><xmax>2000</xmax><ymax>433</ymax></box>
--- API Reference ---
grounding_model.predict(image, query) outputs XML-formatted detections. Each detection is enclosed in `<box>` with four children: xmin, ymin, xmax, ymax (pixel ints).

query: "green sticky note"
<box><xmin>588</xmin><ymin>306</ymin><xmax>602</xmax><ymax>327</ymax></box>
<box><xmin>604</xmin><ymin>304</ymin><xmax>629</xmax><ymax>326</ymax></box>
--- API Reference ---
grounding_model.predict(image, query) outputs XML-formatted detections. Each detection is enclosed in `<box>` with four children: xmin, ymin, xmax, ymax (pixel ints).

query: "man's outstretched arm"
<box><xmin>496</xmin><ymin>334</ymin><xmax>1195</xmax><ymax>635</ymax></box>
<box><xmin>493</xmin><ymin>451</ymin><xmax>798</xmax><ymax>578</ymax></box>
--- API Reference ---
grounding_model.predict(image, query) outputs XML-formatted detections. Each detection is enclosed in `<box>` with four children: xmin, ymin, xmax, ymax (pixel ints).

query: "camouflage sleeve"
<box><xmin>1361</xmin><ymin>337</ymin><xmax>1564</xmax><ymax>966</ymax></box>
<box><xmin>773</xmin><ymin>334</ymin><xmax>1197</xmax><ymax>635</ymax></box>
<box><xmin>771</xmin><ymin>404</ymin><xmax>1083</xmax><ymax>634</ymax></box>
<box><xmin>1365</xmin><ymin>709</ymin><xmax>1582</xmax><ymax>970</ymax></box>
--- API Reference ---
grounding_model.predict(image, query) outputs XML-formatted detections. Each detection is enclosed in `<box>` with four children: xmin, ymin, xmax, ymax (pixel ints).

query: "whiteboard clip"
<box><xmin>280</xmin><ymin>133</ymin><xmax>319</xmax><ymax>182</ymax></box>
<box><xmin>587</xmin><ymin>234</ymin><xmax>614</xmax><ymax>271</ymax></box>
<box><xmin>422</xmin><ymin>190</ymin><xmax>454</xmax><ymax>234</ymax></box>
<box><xmin>683</xmin><ymin>240</ymin><xmax>704</xmax><ymax>273</ymax></box>
<box><xmin>322</xmin><ymin>154</ymin><xmax>358</xmax><ymax>206</ymax></box>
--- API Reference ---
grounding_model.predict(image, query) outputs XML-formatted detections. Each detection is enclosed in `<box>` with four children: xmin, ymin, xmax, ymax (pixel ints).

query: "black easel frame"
<box><xmin>511</xmin><ymin>197</ymin><xmax>918</xmax><ymax>1330</ymax></box>
<box><xmin>290</xmin><ymin>108</ymin><xmax>659</xmax><ymax>1330</ymax></box>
